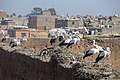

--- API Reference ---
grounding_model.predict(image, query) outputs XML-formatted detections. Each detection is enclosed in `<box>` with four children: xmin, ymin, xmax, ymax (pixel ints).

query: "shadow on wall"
<box><xmin>0</xmin><ymin>48</ymin><xmax>72</xmax><ymax>80</ymax></box>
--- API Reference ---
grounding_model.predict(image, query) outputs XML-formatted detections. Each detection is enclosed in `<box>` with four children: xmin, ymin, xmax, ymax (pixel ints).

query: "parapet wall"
<box><xmin>102</xmin><ymin>27</ymin><xmax>120</xmax><ymax>35</ymax></box>
<box><xmin>0</xmin><ymin>43</ymin><xmax>119</xmax><ymax>80</ymax></box>
<box><xmin>0</xmin><ymin>46</ymin><xmax>72</xmax><ymax>80</ymax></box>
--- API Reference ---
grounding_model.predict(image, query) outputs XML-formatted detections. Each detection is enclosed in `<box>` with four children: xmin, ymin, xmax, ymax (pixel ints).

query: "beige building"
<box><xmin>9</xmin><ymin>17</ymin><xmax>28</xmax><ymax>26</ymax></box>
<box><xmin>1</xmin><ymin>20</ymin><xmax>16</xmax><ymax>29</ymax></box>
<box><xmin>28</xmin><ymin>10</ymin><xmax>57</xmax><ymax>31</ymax></box>
<box><xmin>8</xmin><ymin>28</ymin><xmax>48</xmax><ymax>39</ymax></box>
<box><xmin>55</xmin><ymin>16</ymin><xmax>83</xmax><ymax>28</ymax></box>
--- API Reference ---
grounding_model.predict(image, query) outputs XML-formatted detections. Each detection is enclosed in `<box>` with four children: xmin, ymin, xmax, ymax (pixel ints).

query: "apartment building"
<box><xmin>8</xmin><ymin>26</ymin><xmax>48</xmax><ymax>38</ymax></box>
<box><xmin>28</xmin><ymin>9</ymin><xmax>57</xmax><ymax>30</ymax></box>
<box><xmin>55</xmin><ymin>15</ymin><xmax>82</xmax><ymax>28</ymax></box>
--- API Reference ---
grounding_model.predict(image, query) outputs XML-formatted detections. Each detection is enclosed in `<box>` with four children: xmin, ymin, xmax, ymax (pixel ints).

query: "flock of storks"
<box><xmin>83</xmin><ymin>40</ymin><xmax>111</xmax><ymax>63</ymax></box>
<box><xmin>1</xmin><ymin>35</ymin><xmax>27</xmax><ymax>47</ymax></box>
<box><xmin>1</xmin><ymin>34</ymin><xmax>111</xmax><ymax>63</ymax></box>
<box><xmin>56</xmin><ymin>35</ymin><xmax>111</xmax><ymax>63</ymax></box>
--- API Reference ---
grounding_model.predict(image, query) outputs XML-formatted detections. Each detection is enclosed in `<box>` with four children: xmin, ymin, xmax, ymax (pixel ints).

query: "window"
<box><xmin>72</xmin><ymin>22</ymin><xmax>74</xmax><ymax>25</ymax></box>
<box><xmin>21</xmin><ymin>33</ymin><xmax>26</xmax><ymax>38</ymax></box>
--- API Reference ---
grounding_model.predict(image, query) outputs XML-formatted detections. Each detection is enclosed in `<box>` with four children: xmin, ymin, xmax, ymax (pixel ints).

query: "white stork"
<box><xmin>59</xmin><ymin>36</ymin><xmax>72</xmax><ymax>47</ymax></box>
<box><xmin>93</xmin><ymin>40</ymin><xmax>104</xmax><ymax>51</ymax></box>
<box><xmin>10</xmin><ymin>38</ymin><xmax>21</xmax><ymax>47</ymax></box>
<box><xmin>20</xmin><ymin>37</ymin><xmax>27</xmax><ymax>42</ymax></box>
<box><xmin>59</xmin><ymin>35</ymin><xmax>80</xmax><ymax>48</ymax></box>
<box><xmin>83</xmin><ymin>40</ymin><xmax>105</xmax><ymax>59</ymax></box>
<box><xmin>1</xmin><ymin>35</ymin><xmax>10</xmax><ymax>42</ymax></box>
<box><xmin>50</xmin><ymin>33</ymin><xmax>58</xmax><ymax>45</ymax></box>
<box><xmin>10</xmin><ymin>38</ymin><xmax>18</xmax><ymax>45</ymax></box>
<box><xmin>66</xmin><ymin>36</ymin><xmax>80</xmax><ymax>48</ymax></box>
<box><xmin>83</xmin><ymin>46</ymin><xmax>100</xmax><ymax>59</ymax></box>
<box><xmin>95</xmin><ymin>47</ymin><xmax>111</xmax><ymax>63</ymax></box>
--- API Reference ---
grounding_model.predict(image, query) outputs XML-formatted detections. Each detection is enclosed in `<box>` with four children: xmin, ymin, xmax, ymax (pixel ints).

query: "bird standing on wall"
<box><xmin>1</xmin><ymin>35</ymin><xmax>10</xmax><ymax>42</ymax></box>
<box><xmin>59</xmin><ymin>35</ymin><xmax>80</xmax><ymax>48</ymax></box>
<box><xmin>95</xmin><ymin>47</ymin><xmax>111</xmax><ymax>63</ymax></box>
<box><xmin>10</xmin><ymin>38</ymin><xmax>18</xmax><ymax>45</ymax></box>
<box><xmin>50</xmin><ymin>33</ymin><xmax>58</xmax><ymax>45</ymax></box>
<box><xmin>83</xmin><ymin>46</ymin><xmax>99</xmax><ymax>59</ymax></box>
<box><xmin>66</xmin><ymin>36</ymin><xmax>80</xmax><ymax>48</ymax></box>
<box><xmin>10</xmin><ymin>39</ymin><xmax>21</xmax><ymax>47</ymax></box>
<box><xmin>83</xmin><ymin>40</ymin><xmax>103</xmax><ymax>59</ymax></box>
<box><xmin>59</xmin><ymin>36</ymin><xmax>72</xmax><ymax>47</ymax></box>
<box><xmin>20</xmin><ymin>36</ymin><xmax>27</xmax><ymax>42</ymax></box>
<box><xmin>93</xmin><ymin>40</ymin><xmax>104</xmax><ymax>51</ymax></box>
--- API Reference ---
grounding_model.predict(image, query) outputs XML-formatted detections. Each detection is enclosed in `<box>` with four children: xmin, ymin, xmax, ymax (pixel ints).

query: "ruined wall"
<box><xmin>0</xmin><ymin>47</ymin><xmax>72</xmax><ymax>80</ymax></box>
<box><xmin>0</xmin><ymin>42</ymin><xmax>119</xmax><ymax>80</ymax></box>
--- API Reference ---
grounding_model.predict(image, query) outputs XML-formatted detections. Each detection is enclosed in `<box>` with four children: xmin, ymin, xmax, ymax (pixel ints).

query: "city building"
<box><xmin>55</xmin><ymin>15</ymin><xmax>83</xmax><ymax>28</ymax></box>
<box><xmin>8</xmin><ymin>26</ymin><xmax>48</xmax><ymax>38</ymax></box>
<box><xmin>1</xmin><ymin>20</ymin><xmax>16</xmax><ymax>28</ymax></box>
<box><xmin>9</xmin><ymin>17</ymin><xmax>28</xmax><ymax>26</ymax></box>
<box><xmin>28</xmin><ymin>9</ymin><xmax>57</xmax><ymax>30</ymax></box>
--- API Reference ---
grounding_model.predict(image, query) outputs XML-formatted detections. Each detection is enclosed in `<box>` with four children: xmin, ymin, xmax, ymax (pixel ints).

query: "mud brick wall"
<box><xmin>0</xmin><ymin>48</ymin><xmax>72</xmax><ymax>80</ymax></box>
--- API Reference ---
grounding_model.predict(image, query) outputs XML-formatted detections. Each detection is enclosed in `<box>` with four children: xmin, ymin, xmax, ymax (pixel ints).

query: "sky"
<box><xmin>0</xmin><ymin>0</ymin><xmax>120</xmax><ymax>16</ymax></box>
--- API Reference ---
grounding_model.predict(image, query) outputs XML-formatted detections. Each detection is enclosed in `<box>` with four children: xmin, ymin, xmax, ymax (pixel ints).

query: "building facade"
<box><xmin>28</xmin><ymin>10</ymin><xmax>57</xmax><ymax>30</ymax></box>
<box><xmin>9</xmin><ymin>17</ymin><xmax>28</xmax><ymax>26</ymax></box>
<box><xmin>8</xmin><ymin>28</ymin><xmax>48</xmax><ymax>39</ymax></box>
<box><xmin>55</xmin><ymin>16</ymin><xmax>82</xmax><ymax>28</ymax></box>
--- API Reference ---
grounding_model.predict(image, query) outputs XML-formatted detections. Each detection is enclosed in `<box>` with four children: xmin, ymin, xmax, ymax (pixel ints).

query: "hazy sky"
<box><xmin>0</xmin><ymin>0</ymin><xmax>120</xmax><ymax>16</ymax></box>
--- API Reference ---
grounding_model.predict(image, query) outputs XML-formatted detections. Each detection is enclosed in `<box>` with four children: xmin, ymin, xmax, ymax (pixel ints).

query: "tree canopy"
<box><xmin>33</xmin><ymin>7</ymin><xmax>42</xmax><ymax>12</ymax></box>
